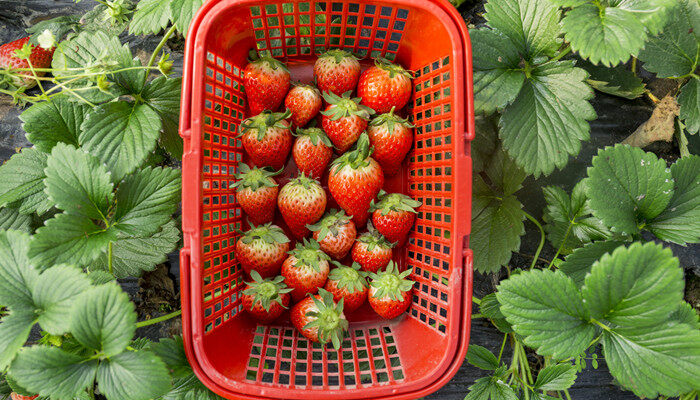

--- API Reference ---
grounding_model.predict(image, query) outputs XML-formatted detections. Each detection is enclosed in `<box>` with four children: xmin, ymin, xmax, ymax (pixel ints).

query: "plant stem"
<box><xmin>547</xmin><ymin>222</ymin><xmax>572</xmax><ymax>269</ymax></box>
<box><xmin>550</xmin><ymin>44</ymin><xmax>572</xmax><ymax>63</ymax></box>
<box><xmin>564</xmin><ymin>389</ymin><xmax>573</xmax><ymax>400</ymax></box>
<box><xmin>108</xmin><ymin>242</ymin><xmax>114</xmax><ymax>275</ymax></box>
<box><xmin>497</xmin><ymin>333</ymin><xmax>508</xmax><ymax>364</ymax></box>
<box><xmin>523</xmin><ymin>211</ymin><xmax>545</xmax><ymax>269</ymax></box>
<box><xmin>26</xmin><ymin>58</ymin><xmax>47</xmax><ymax>98</ymax></box>
<box><xmin>143</xmin><ymin>24</ymin><xmax>178</xmax><ymax>85</ymax></box>
<box><xmin>471</xmin><ymin>313</ymin><xmax>484</xmax><ymax>319</ymax></box>
<box><xmin>472</xmin><ymin>295</ymin><xmax>481</xmax><ymax>305</ymax></box>
<box><xmin>135</xmin><ymin>309</ymin><xmax>182</xmax><ymax>328</ymax></box>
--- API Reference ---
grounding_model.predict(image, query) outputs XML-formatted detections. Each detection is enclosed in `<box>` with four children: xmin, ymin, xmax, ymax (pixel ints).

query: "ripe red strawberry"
<box><xmin>320</xmin><ymin>91</ymin><xmax>374</xmax><ymax>153</ymax></box>
<box><xmin>314</xmin><ymin>49</ymin><xmax>361</xmax><ymax>97</ymax></box>
<box><xmin>284</xmin><ymin>84</ymin><xmax>322</xmax><ymax>128</ymax></box>
<box><xmin>368</xmin><ymin>261</ymin><xmax>414</xmax><ymax>319</ymax></box>
<box><xmin>370</xmin><ymin>191</ymin><xmax>421</xmax><ymax>246</ymax></box>
<box><xmin>277</xmin><ymin>173</ymin><xmax>327</xmax><ymax>239</ymax></box>
<box><xmin>0</xmin><ymin>37</ymin><xmax>55</xmax><ymax>89</ymax></box>
<box><xmin>242</xmin><ymin>271</ymin><xmax>292</xmax><ymax>323</ymax></box>
<box><xmin>357</xmin><ymin>58</ymin><xmax>412</xmax><ymax>114</ymax></box>
<box><xmin>307</xmin><ymin>209</ymin><xmax>357</xmax><ymax>259</ymax></box>
<box><xmin>243</xmin><ymin>55</ymin><xmax>290</xmax><ymax>115</ymax></box>
<box><xmin>328</xmin><ymin>133</ymin><xmax>384</xmax><ymax>227</ymax></box>
<box><xmin>292</xmin><ymin>127</ymin><xmax>333</xmax><ymax>179</ymax></box>
<box><xmin>240</xmin><ymin>110</ymin><xmax>293</xmax><ymax>169</ymax></box>
<box><xmin>235</xmin><ymin>223</ymin><xmax>290</xmax><ymax>278</ymax></box>
<box><xmin>291</xmin><ymin>288</ymin><xmax>349</xmax><ymax>348</ymax></box>
<box><xmin>10</xmin><ymin>394</ymin><xmax>38</xmax><ymax>400</ymax></box>
<box><xmin>351</xmin><ymin>222</ymin><xmax>394</xmax><ymax>273</ymax></box>
<box><xmin>282</xmin><ymin>239</ymin><xmax>331</xmax><ymax>302</ymax></box>
<box><xmin>367</xmin><ymin>107</ymin><xmax>414</xmax><ymax>175</ymax></box>
<box><xmin>233</xmin><ymin>164</ymin><xmax>281</xmax><ymax>225</ymax></box>
<box><xmin>324</xmin><ymin>262</ymin><xmax>368</xmax><ymax>313</ymax></box>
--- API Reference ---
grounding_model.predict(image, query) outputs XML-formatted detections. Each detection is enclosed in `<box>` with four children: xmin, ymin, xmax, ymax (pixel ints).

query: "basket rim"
<box><xmin>178</xmin><ymin>0</ymin><xmax>475</xmax><ymax>398</ymax></box>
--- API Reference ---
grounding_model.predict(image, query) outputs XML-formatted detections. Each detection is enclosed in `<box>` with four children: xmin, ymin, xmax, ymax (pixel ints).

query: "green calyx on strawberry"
<box><xmin>330</xmin><ymin>132</ymin><xmax>375</xmax><ymax>174</ymax></box>
<box><xmin>288</xmin><ymin>238</ymin><xmax>331</xmax><ymax>272</ymax></box>
<box><xmin>368</xmin><ymin>261</ymin><xmax>414</xmax><ymax>301</ymax></box>
<box><xmin>248</xmin><ymin>53</ymin><xmax>290</xmax><ymax>73</ymax></box>
<box><xmin>357</xmin><ymin>222</ymin><xmax>395</xmax><ymax>250</ymax></box>
<box><xmin>305</xmin><ymin>288</ymin><xmax>349</xmax><ymax>349</ymax></box>
<box><xmin>307</xmin><ymin>209</ymin><xmax>353</xmax><ymax>241</ymax></box>
<box><xmin>374</xmin><ymin>57</ymin><xmax>413</xmax><ymax>79</ymax></box>
<box><xmin>240</xmin><ymin>223</ymin><xmax>290</xmax><ymax>245</ymax></box>
<box><xmin>232</xmin><ymin>163</ymin><xmax>281</xmax><ymax>191</ymax></box>
<box><xmin>329</xmin><ymin>261</ymin><xmax>368</xmax><ymax>294</ymax></box>
<box><xmin>294</xmin><ymin>127</ymin><xmax>334</xmax><ymax>148</ymax></box>
<box><xmin>370</xmin><ymin>190</ymin><xmax>421</xmax><ymax>216</ymax></box>
<box><xmin>243</xmin><ymin>271</ymin><xmax>293</xmax><ymax>312</ymax></box>
<box><xmin>320</xmin><ymin>91</ymin><xmax>374</xmax><ymax>121</ymax></box>
<box><xmin>286</xmin><ymin>171</ymin><xmax>323</xmax><ymax>192</ymax></box>
<box><xmin>369</xmin><ymin>106</ymin><xmax>415</xmax><ymax>134</ymax></box>
<box><xmin>319</xmin><ymin>49</ymin><xmax>359</xmax><ymax>64</ymax></box>
<box><xmin>241</xmin><ymin>109</ymin><xmax>292</xmax><ymax>141</ymax></box>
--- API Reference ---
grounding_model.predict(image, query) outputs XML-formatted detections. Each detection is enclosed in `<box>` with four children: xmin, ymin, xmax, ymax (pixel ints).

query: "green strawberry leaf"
<box><xmin>0</xmin><ymin>230</ymin><xmax>38</xmax><ymax>310</ymax></box>
<box><xmin>45</xmin><ymin>144</ymin><xmax>114</xmax><ymax>220</ymax></box>
<box><xmin>602</xmin><ymin>322</ymin><xmax>700</xmax><ymax>398</ymax></box>
<box><xmin>20</xmin><ymin>95</ymin><xmax>89</xmax><ymax>153</ymax></box>
<box><xmin>483</xmin><ymin>0</ymin><xmax>562</xmax><ymax>59</ymax></box>
<box><xmin>170</xmin><ymin>0</ymin><xmax>205</xmax><ymax>35</ymax></box>
<box><xmin>26</xmin><ymin>15</ymin><xmax>81</xmax><ymax>45</ymax></box>
<box><xmin>479</xmin><ymin>293</ymin><xmax>514</xmax><ymax>334</ymax></box>
<box><xmin>0</xmin><ymin>310</ymin><xmax>35</xmax><ymax>370</ymax></box>
<box><xmin>0</xmin><ymin>148</ymin><xmax>52</xmax><ymax>216</ymax></box>
<box><xmin>542</xmin><ymin>182</ymin><xmax>612</xmax><ymax>255</ymax></box>
<box><xmin>678</xmin><ymin>78</ymin><xmax>700</xmax><ymax>135</ymax></box>
<box><xmin>80</xmin><ymin>2</ymin><xmax>133</xmax><ymax>36</ymax></box>
<box><xmin>586</xmin><ymin>144</ymin><xmax>674</xmax><ymax>235</ymax></box>
<box><xmin>580</xmin><ymin>60</ymin><xmax>645</xmax><ymax>99</ymax></box>
<box><xmin>129</xmin><ymin>0</ymin><xmax>173</xmax><ymax>35</ymax></box>
<box><xmin>500</xmin><ymin>60</ymin><xmax>595</xmax><ymax>176</ymax></box>
<box><xmin>647</xmin><ymin>155</ymin><xmax>700</xmax><ymax>244</ymax></box>
<box><xmin>9</xmin><ymin>347</ymin><xmax>98</xmax><ymax>400</ymax></box>
<box><xmin>465</xmin><ymin>373</ymin><xmax>519</xmax><ymax>400</ymax></box>
<box><xmin>559</xmin><ymin>240</ymin><xmax>626</xmax><ymax>287</ymax></box>
<box><xmin>497</xmin><ymin>269</ymin><xmax>596</xmax><ymax>359</ymax></box>
<box><xmin>670</xmin><ymin>302</ymin><xmax>700</xmax><ymax>329</ymax></box>
<box><xmin>466</xmin><ymin>345</ymin><xmax>500</xmax><ymax>370</ymax></box>
<box><xmin>472</xmin><ymin>116</ymin><xmax>499</xmax><ymax>172</ymax></box>
<box><xmin>96</xmin><ymin>351</ymin><xmax>172</xmax><ymax>400</ymax></box>
<box><xmin>0</xmin><ymin>207</ymin><xmax>32</xmax><ymax>233</ymax></box>
<box><xmin>142</xmin><ymin>76</ymin><xmax>184</xmax><ymax>159</ymax></box>
<box><xmin>29</xmin><ymin>213</ymin><xmax>117</xmax><ymax>267</ymax></box>
<box><xmin>638</xmin><ymin>0</ymin><xmax>700</xmax><ymax>78</ymax></box>
<box><xmin>582</xmin><ymin>242</ymin><xmax>683</xmax><ymax>327</ymax></box>
<box><xmin>94</xmin><ymin>221</ymin><xmax>180</xmax><ymax>278</ymax></box>
<box><xmin>472</xmin><ymin>149</ymin><xmax>526</xmax><ymax>273</ymax></box>
<box><xmin>471</xmin><ymin>28</ymin><xmax>525</xmax><ymax>115</ymax></box>
<box><xmin>533</xmin><ymin>363</ymin><xmax>576</xmax><ymax>391</ymax></box>
<box><xmin>87</xmin><ymin>270</ymin><xmax>117</xmax><ymax>286</ymax></box>
<box><xmin>32</xmin><ymin>265</ymin><xmax>92</xmax><ymax>335</ymax></box>
<box><xmin>70</xmin><ymin>283</ymin><xmax>136</xmax><ymax>357</ymax></box>
<box><xmin>113</xmin><ymin>166</ymin><xmax>181</xmax><ymax>236</ymax></box>
<box><xmin>80</xmin><ymin>101</ymin><xmax>162</xmax><ymax>181</ymax></box>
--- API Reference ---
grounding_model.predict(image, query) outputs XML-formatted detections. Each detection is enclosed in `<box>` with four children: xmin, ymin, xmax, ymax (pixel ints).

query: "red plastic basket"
<box><xmin>179</xmin><ymin>0</ymin><xmax>474</xmax><ymax>398</ymax></box>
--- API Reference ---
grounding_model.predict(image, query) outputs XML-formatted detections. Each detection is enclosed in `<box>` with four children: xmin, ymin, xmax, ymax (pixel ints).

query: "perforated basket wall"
<box><xmin>179</xmin><ymin>0</ymin><xmax>474</xmax><ymax>398</ymax></box>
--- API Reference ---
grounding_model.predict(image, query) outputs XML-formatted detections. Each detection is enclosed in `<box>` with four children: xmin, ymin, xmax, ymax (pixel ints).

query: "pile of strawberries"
<box><xmin>236</xmin><ymin>50</ymin><xmax>421</xmax><ymax>349</ymax></box>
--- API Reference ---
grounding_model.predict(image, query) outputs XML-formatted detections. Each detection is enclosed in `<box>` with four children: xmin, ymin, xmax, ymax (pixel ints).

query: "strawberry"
<box><xmin>0</xmin><ymin>37</ymin><xmax>55</xmax><ymax>89</ymax></box>
<box><xmin>368</xmin><ymin>261</ymin><xmax>414</xmax><ymax>319</ymax></box>
<box><xmin>233</xmin><ymin>164</ymin><xmax>281</xmax><ymax>225</ymax></box>
<box><xmin>242</xmin><ymin>271</ymin><xmax>292</xmax><ymax>323</ymax></box>
<box><xmin>292</xmin><ymin>127</ymin><xmax>333</xmax><ymax>179</ymax></box>
<box><xmin>282</xmin><ymin>239</ymin><xmax>331</xmax><ymax>302</ymax></box>
<box><xmin>357</xmin><ymin>58</ymin><xmax>412</xmax><ymax>114</ymax></box>
<box><xmin>243</xmin><ymin>55</ymin><xmax>290</xmax><ymax>115</ymax></box>
<box><xmin>324</xmin><ymin>261</ymin><xmax>368</xmax><ymax>313</ymax></box>
<box><xmin>328</xmin><ymin>133</ymin><xmax>384</xmax><ymax>227</ymax></box>
<box><xmin>367</xmin><ymin>107</ymin><xmax>414</xmax><ymax>175</ymax></box>
<box><xmin>291</xmin><ymin>288</ymin><xmax>349</xmax><ymax>348</ymax></box>
<box><xmin>351</xmin><ymin>222</ymin><xmax>394</xmax><ymax>273</ymax></box>
<box><xmin>277</xmin><ymin>173</ymin><xmax>327</xmax><ymax>239</ymax></box>
<box><xmin>235</xmin><ymin>223</ymin><xmax>290</xmax><ymax>278</ymax></box>
<box><xmin>284</xmin><ymin>83</ymin><xmax>322</xmax><ymax>128</ymax></box>
<box><xmin>240</xmin><ymin>110</ymin><xmax>293</xmax><ymax>169</ymax></box>
<box><xmin>320</xmin><ymin>91</ymin><xmax>374</xmax><ymax>153</ymax></box>
<box><xmin>313</xmin><ymin>49</ymin><xmax>361</xmax><ymax>97</ymax></box>
<box><xmin>370</xmin><ymin>190</ymin><xmax>421</xmax><ymax>246</ymax></box>
<box><xmin>307</xmin><ymin>209</ymin><xmax>357</xmax><ymax>259</ymax></box>
<box><xmin>10</xmin><ymin>394</ymin><xmax>38</xmax><ymax>400</ymax></box>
